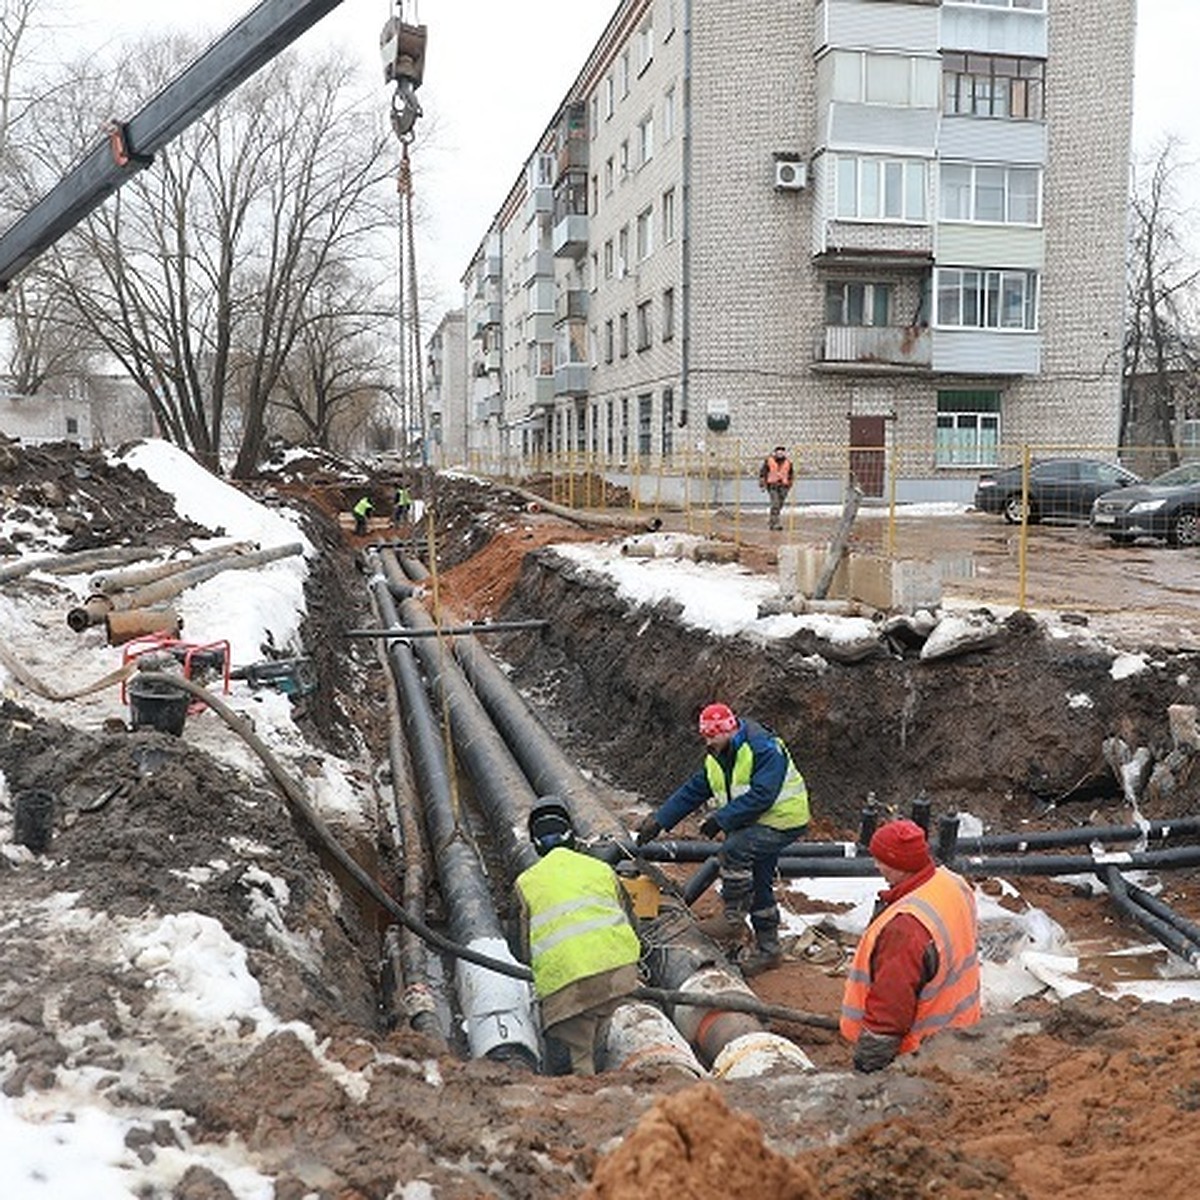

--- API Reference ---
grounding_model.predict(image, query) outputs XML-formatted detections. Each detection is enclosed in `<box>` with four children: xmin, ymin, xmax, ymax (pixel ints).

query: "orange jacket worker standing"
<box><xmin>758</xmin><ymin>445</ymin><xmax>794</xmax><ymax>531</ymax></box>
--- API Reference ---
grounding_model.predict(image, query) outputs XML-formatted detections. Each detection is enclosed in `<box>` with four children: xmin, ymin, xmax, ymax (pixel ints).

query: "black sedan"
<box><xmin>974</xmin><ymin>458</ymin><xmax>1141</xmax><ymax>525</ymax></box>
<box><xmin>1091</xmin><ymin>462</ymin><xmax>1200</xmax><ymax>545</ymax></box>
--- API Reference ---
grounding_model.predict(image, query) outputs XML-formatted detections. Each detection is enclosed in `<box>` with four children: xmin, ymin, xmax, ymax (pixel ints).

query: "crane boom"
<box><xmin>0</xmin><ymin>0</ymin><xmax>347</xmax><ymax>289</ymax></box>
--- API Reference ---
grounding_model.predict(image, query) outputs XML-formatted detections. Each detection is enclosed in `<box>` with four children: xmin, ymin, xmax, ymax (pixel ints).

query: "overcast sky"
<box><xmin>54</xmin><ymin>0</ymin><xmax>1200</xmax><ymax>312</ymax></box>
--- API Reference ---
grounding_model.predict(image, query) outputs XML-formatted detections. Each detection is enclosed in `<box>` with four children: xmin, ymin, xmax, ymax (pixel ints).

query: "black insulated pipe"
<box><xmin>1098</xmin><ymin>866</ymin><xmax>1200</xmax><ymax>967</ymax></box>
<box><xmin>936</xmin><ymin>814</ymin><xmax>961</xmax><ymax>863</ymax></box>
<box><xmin>1109</xmin><ymin>871</ymin><xmax>1200</xmax><ymax>947</ymax></box>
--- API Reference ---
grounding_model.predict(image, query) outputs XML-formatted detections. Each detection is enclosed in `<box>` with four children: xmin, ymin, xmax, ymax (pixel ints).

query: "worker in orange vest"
<box><xmin>840</xmin><ymin>819</ymin><xmax>981</xmax><ymax>1071</ymax></box>
<box><xmin>758</xmin><ymin>445</ymin><xmax>794</xmax><ymax>531</ymax></box>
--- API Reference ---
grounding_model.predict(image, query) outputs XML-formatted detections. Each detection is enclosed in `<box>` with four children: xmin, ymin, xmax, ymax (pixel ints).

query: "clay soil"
<box><xmin>2</xmin><ymin>444</ymin><xmax>1199</xmax><ymax>1199</ymax></box>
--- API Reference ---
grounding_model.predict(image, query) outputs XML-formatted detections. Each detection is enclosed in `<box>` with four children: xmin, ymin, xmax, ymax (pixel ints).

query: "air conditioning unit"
<box><xmin>774</xmin><ymin>159</ymin><xmax>807</xmax><ymax>191</ymax></box>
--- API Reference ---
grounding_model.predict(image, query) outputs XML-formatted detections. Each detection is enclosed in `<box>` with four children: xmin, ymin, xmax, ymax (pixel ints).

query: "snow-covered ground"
<box><xmin>0</xmin><ymin>441</ymin><xmax>1195</xmax><ymax>1197</ymax></box>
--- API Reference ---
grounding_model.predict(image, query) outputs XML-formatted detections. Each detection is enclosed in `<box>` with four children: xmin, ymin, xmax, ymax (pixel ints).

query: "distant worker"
<box><xmin>352</xmin><ymin>495</ymin><xmax>373</xmax><ymax>536</ymax></box>
<box><xmin>635</xmin><ymin>703</ymin><xmax>809</xmax><ymax>976</ymax></box>
<box><xmin>393</xmin><ymin>479</ymin><xmax>413</xmax><ymax>528</ymax></box>
<box><xmin>841</xmin><ymin>819</ymin><xmax>981</xmax><ymax>1072</ymax></box>
<box><xmin>515</xmin><ymin>797</ymin><xmax>642</xmax><ymax>1076</ymax></box>
<box><xmin>758</xmin><ymin>444</ymin><xmax>794</xmax><ymax>531</ymax></box>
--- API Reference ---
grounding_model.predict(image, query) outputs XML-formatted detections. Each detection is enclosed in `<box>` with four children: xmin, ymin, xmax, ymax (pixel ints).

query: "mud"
<box><xmin>1</xmin><ymin>442</ymin><xmax>1199</xmax><ymax>1198</ymax></box>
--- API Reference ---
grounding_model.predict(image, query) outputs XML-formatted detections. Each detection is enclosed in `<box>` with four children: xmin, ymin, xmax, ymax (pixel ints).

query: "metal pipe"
<box><xmin>0</xmin><ymin>543</ymin><xmax>157</xmax><ymax>584</ymax></box>
<box><xmin>90</xmin><ymin>541</ymin><xmax>257</xmax><ymax>593</ymax></box>
<box><xmin>343</xmin><ymin>619</ymin><xmax>549</xmax><ymax>639</ymax></box>
<box><xmin>1098</xmin><ymin>866</ymin><xmax>1200</xmax><ymax>967</ymax></box>
<box><xmin>113</xmin><ymin>542</ymin><xmax>305</xmax><ymax>610</ymax></box>
<box><xmin>365</xmin><ymin>568</ymin><xmax>539</xmax><ymax>1065</ymax></box>
<box><xmin>616</xmin><ymin>838</ymin><xmax>861</xmax><ymax>863</ymax></box>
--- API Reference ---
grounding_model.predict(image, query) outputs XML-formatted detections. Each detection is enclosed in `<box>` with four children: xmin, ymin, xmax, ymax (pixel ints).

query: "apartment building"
<box><xmin>456</xmin><ymin>0</ymin><xmax>1135</xmax><ymax>498</ymax></box>
<box><xmin>423</xmin><ymin>309</ymin><xmax>467</xmax><ymax>466</ymax></box>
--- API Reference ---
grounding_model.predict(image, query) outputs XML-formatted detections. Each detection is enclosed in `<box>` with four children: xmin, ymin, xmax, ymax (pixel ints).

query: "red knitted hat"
<box><xmin>869</xmin><ymin>819</ymin><xmax>932</xmax><ymax>873</ymax></box>
<box><xmin>698</xmin><ymin>703</ymin><xmax>739</xmax><ymax>738</ymax></box>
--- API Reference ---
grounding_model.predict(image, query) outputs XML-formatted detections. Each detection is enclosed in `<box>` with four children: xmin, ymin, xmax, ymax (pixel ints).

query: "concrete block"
<box><xmin>849</xmin><ymin>555</ymin><xmax>942</xmax><ymax>613</ymax></box>
<box><xmin>778</xmin><ymin>544</ymin><xmax>848</xmax><ymax>599</ymax></box>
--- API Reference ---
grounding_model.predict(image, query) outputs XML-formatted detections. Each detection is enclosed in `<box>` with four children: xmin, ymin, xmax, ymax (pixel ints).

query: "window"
<box><xmin>618</xmin><ymin>225</ymin><xmax>629</xmax><ymax>276</ymax></box>
<box><xmin>591</xmin><ymin>95</ymin><xmax>599</xmax><ymax>137</ymax></box>
<box><xmin>636</xmin><ymin>206</ymin><xmax>653</xmax><ymax>260</ymax></box>
<box><xmin>590</xmin><ymin>251</ymin><xmax>599</xmax><ymax>291</ymax></box>
<box><xmin>828</xmin><ymin>49</ymin><xmax>940</xmax><ymax>108</ymax></box>
<box><xmin>605</xmin><ymin>319</ymin><xmax>614</xmax><ymax>363</ymax></box>
<box><xmin>606</xmin><ymin>399</ymin><xmax>615</xmax><ymax>456</ymax></box>
<box><xmin>637</xmin><ymin>112</ymin><xmax>654</xmax><ymax>166</ymax></box>
<box><xmin>637</xmin><ymin>394</ymin><xmax>653</xmax><ymax>456</ymax></box>
<box><xmin>65</xmin><ymin>416</ymin><xmax>79</xmax><ymax>435</ymax></box>
<box><xmin>591</xmin><ymin>174</ymin><xmax>599</xmax><ymax>217</ymax></box>
<box><xmin>637</xmin><ymin>18</ymin><xmax>654</xmax><ymax>74</ymax></box>
<box><xmin>604</xmin><ymin>157</ymin><xmax>614</xmax><ymax>194</ymax></box>
<box><xmin>620</xmin><ymin>396</ymin><xmax>630</xmax><ymax>460</ymax></box>
<box><xmin>956</xmin><ymin>0</ymin><xmax>1044</xmax><ymax>9</ymax></box>
<box><xmin>619</xmin><ymin>140</ymin><xmax>629</xmax><ymax>179</ymax></box>
<box><xmin>603</xmin><ymin>239</ymin><xmax>614</xmax><ymax>279</ymax></box>
<box><xmin>826</xmin><ymin>282</ymin><xmax>892</xmax><ymax>326</ymax></box>
<box><xmin>835</xmin><ymin>156</ymin><xmax>928</xmax><ymax>221</ymax></box>
<box><xmin>636</xmin><ymin>300</ymin><xmax>652</xmax><ymax>350</ymax></box>
<box><xmin>935</xmin><ymin>267</ymin><xmax>1038</xmax><ymax>330</ymax></box>
<box><xmin>940</xmin><ymin>163</ymin><xmax>1041</xmax><ymax>224</ymax></box>
<box><xmin>942</xmin><ymin>53</ymin><xmax>1045</xmax><ymax>120</ymax></box>
<box><xmin>661</xmin><ymin>387</ymin><xmax>674</xmax><ymax>457</ymax></box>
<box><xmin>619</xmin><ymin>311</ymin><xmax>629</xmax><ymax>357</ymax></box>
<box><xmin>619</xmin><ymin>50</ymin><xmax>630</xmax><ymax>98</ymax></box>
<box><xmin>935</xmin><ymin>390</ymin><xmax>1000</xmax><ymax>466</ymax></box>
<box><xmin>662</xmin><ymin>287</ymin><xmax>675</xmax><ymax>341</ymax></box>
<box><xmin>604</xmin><ymin>76</ymin><xmax>614</xmax><ymax>119</ymax></box>
<box><xmin>530</xmin><ymin>342</ymin><xmax>553</xmax><ymax>377</ymax></box>
<box><xmin>663</xmin><ymin>86</ymin><xmax>676</xmax><ymax>142</ymax></box>
<box><xmin>662</xmin><ymin>188</ymin><xmax>676</xmax><ymax>243</ymax></box>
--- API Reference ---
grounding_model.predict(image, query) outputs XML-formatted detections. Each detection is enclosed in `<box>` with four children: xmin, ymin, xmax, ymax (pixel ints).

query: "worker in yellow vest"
<box><xmin>352</xmin><ymin>494</ymin><xmax>373</xmax><ymax>536</ymax></box>
<box><xmin>515</xmin><ymin>798</ymin><xmax>642</xmax><ymax>1075</ymax></box>
<box><xmin>841</xmin><ymin>819</ymin><xmax>981</xmax><ymax>1071</ymax></box>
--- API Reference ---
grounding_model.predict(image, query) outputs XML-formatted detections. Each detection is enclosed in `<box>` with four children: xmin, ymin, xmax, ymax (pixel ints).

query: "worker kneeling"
<box><xmin>515</xmin><ymin>798</ymin><xmax>642</xmax><ymax>1075</ymax></box>
<box><xmin>840</xmin><ymin>819</ymin><xmax>980</xmax><ymax>1072</ymax></box>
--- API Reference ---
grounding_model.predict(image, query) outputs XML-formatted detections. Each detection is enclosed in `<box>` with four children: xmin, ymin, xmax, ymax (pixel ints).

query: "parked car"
<box><xmin>973</xmin><ymin>458</ymin><xmax>1141</xmax><ymax>525</ymax></box>
<box><xmin>1091</xmin><ymin>461</ymin><xmax>1200</xmax><ymax>545</ymax></box>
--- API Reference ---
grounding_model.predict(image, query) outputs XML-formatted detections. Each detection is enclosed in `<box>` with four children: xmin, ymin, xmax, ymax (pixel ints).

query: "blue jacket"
<box><xmin>654</xmin><ymin>719</ymin><xmax>806</xmax><ymax>833</ymax></box>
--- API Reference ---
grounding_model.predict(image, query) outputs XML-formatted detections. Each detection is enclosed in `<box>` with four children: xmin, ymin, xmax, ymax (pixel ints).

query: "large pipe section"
<box><xmin>366</xmin><ymin>563</ymin><xmax>539</xmax><ymax>1066</ymax></box>
<box><xmin>366</xmin><ymin>552</ymin><xmax>444</xmax><ymax>1044</ymax></box>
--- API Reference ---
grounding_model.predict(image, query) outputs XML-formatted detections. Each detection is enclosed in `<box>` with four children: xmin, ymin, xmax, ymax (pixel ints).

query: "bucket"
<box><xmin>128</xmin><ymin>676</ymin><xmax>189</xmax><ymax>736</ymax></box>
<box><xmin>14</xmin><ymin>789</ymin><xmax>55</xmax><ymax>854</ymax></box>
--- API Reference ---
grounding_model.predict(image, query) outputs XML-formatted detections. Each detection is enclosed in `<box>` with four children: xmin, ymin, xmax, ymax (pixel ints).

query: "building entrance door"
<box><xmin>849</xmin><ymin>415</ymin><xmax>886</xmax><ymax>497</ymax></box>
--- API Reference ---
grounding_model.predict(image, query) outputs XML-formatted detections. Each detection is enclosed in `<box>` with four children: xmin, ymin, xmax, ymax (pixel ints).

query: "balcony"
<box><xmin>815</xmin><ymin>221</ymin><xmax>933</xmax><ymax>266</ymax></box>
<box><xmin>524</xmin><ymin>184</ymin><xmax>553</xmax><ymax>225</ymax></box>
<box><xmin>522</xmin><ymin>247</ymin><xmax>554</xmax><ymax>285</ymax></box>
<box><xmin>816</xmin><ymin>324</ymin><xmax>931</xmax><ymax>370</ymax></box>
<box><xmin>482</xmin><ymin>254</ymin><xmax>502</xmax><ymax>282</ymax></box>
<box><xmin>472</xmin><ymin>301</ymin><xmax>501</xmax><ymax>338</ymax></box>
<box><xmin>553</xmin><ymin>363</ymin><xmax>590</xmax><ymax>397</ymax></box>
<box><xmin>555</xmin><ymin>289</ymin><xmax>589</xmax><ymax>324</ymax></box>
<box><xmin>553</xmin><ymin>214</ymin><xmax>588</xmax><ymax>259</ymax></box>
<box><xmin>531</xmin><ymin>376</ymin><xmax>556</xmax><ymax>407</ymax></box>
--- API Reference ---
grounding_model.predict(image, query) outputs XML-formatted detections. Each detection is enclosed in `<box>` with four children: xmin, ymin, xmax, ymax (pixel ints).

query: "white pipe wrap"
<box><xmin>456</xmin><ymin>937</ymin><xmax>540</xmax><ymax>1064</ymax></box>
<box><xmin>711</xmin><ymin>1031</ymin><xmax>815</xmax><ymax>1078</ymax></box>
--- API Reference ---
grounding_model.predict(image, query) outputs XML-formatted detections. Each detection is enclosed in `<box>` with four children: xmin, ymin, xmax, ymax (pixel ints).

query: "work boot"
<box><xmin>738</xmin><ymin>932</ymin><xmax>783</xmax><ymax>977</ymax></box>
<box><xmin>695</xmin><ymin>910</ymin><xmax>747</xmax><ymax>946</ymax></box>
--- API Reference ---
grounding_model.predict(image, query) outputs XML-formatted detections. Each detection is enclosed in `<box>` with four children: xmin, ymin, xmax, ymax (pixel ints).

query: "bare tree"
<box><xmin>1124</xmin><ymin>139</ymin><xmax>1200</xmax><ymax>468</ymax></box>
<box><xmin>0</xmin><ymin>0</ymin><xmax>97</xmax><ymax>395</ymax></box>
<box><xmin>41</xmin><ymin>37</ymin><xmax>396</xmax><ymax>474</ymax></box>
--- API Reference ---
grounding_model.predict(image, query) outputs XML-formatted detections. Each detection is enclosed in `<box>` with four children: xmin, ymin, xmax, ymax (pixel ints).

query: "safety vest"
<box><xmin>395</xmin><ymin>487</ymin><xmax>412</xmax><ymax>506</ymax></box>
<box><xmin>704</xmin><ymin>737</ymin><xmax>809</xmax><ymax>829</ymax></box>
<box><xmin>840</xmin><ymin>867</ymin><xmax>981</xmax><ymax>1054</ymax></box>
<box><xmin>352</xmin><ymin>496</ymin><xmax>373</xmax><ymax>517</ymax></box>
<box><xmin>515</xmin><ymin>847</ymin><xmax>641</xmax><ymax>1000</ymax></box>
<box><xmin>763</xmin><ymin>457</ymin><xmax>792</xmax><ymax>486</ymax></box>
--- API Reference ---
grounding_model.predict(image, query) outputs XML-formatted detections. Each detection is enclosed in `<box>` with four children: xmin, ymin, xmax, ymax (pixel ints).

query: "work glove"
<box><xmin>634</xmin><ymin>816</ymin><xmax>662</xmax><ymax>847</ymax></box>
<box><xmin>698</xmin><ymin>814</ymin><xmax>722</xmax><ymax>840</ymax></box>
<box><xmin>853</xmin><ymin>1030</ymin><xmax>902</xmax><ymax>1073</ymax></box>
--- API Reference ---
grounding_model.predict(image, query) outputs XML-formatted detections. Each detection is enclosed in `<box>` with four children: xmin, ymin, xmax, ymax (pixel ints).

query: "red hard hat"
<box><xmin>698</xmin><ymin>703</ymin><xmax>738</xmax><ymax>738</ymax></box>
